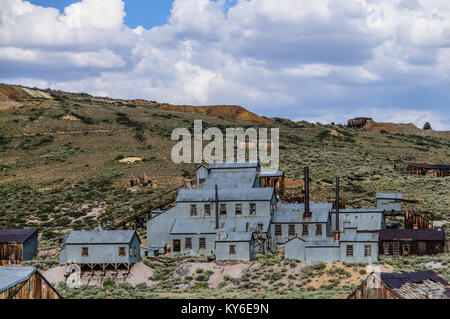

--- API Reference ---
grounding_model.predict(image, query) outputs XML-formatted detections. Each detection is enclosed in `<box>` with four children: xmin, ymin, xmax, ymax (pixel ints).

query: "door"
<box><xmin>173</xmin><ymin>240</ymin><xmax>181</xmax><ymax>253</ymax></box>
<box><xmin>418</xmin><ymin>242</ymin><xmax>426</xmax><ymax>255</ymax></box>
<box><xmin>402</xmin><ymin>245</ymin><xmax>410</xmax><ymax>256</ymax></box>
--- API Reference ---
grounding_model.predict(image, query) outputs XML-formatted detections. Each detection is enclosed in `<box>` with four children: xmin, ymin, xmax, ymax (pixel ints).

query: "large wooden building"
<box><xmin>0</xmin><ymin>229</ymin><xmax>38</xmax><ymax>265</ymax></box>
<box><xmin>0</xmin><ymin>266</ymin><xmax>62</xmax><ymax>299</ymax></box>
<box><xmin>404</xmin><ymin>163</ymin><xmax>450</xmax><ymax>177</ymax></box>
<box><xmin>379</xmin><ymin>229</ymin><xmax>446</xmax><ymax>256</ymax></box>
<box><xmin>348</xmin><ymin>270</ymin><xmax>450</xmax><ymax>299</ymax></box>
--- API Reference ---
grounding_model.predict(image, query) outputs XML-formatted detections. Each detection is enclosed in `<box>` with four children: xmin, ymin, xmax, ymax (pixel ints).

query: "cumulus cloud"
<box><xmin>0</xmin><ymin>0</ymin><xmax>449</xmax><ymax>129</ymax></box>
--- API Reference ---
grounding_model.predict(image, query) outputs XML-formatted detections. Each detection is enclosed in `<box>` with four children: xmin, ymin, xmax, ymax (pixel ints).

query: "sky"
<box><xmin>1</xmin><ymin>0</ymin><xmax>450</xmax><ymax>130</ymax></box>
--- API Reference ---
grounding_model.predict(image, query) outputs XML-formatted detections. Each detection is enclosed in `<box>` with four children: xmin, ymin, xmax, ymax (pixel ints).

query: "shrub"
<box><xmin>103</xmin><ymin>279</ymin><xmax>115</xmax><ymax>288</ymax></box>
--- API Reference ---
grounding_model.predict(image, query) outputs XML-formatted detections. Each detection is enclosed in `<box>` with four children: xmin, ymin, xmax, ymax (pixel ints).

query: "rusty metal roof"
<box><xmin>407</xmin><ymin>163</ymin><xmax>450</xmax><ymax>170</ymax></box>
<box><xmin>381</xmin><ymin>270</ymin><xmax>450</xmax><ymax>297</ymax></box>
<box><xmin>379</xmin><ymin>229</ymin><xmax>445</xmax><ymax>241</ymax></box>
<box><xmin>0</xmin><ymin>228</ymin><xmax>37</xmax><ymax>243</ymax></box>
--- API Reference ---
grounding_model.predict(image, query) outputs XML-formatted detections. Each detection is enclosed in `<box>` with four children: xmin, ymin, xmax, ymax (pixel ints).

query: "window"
<box><xmin>119</xmin><ymin>247</ymin><xmax>126</xmax><ymax>256</ymax></box>
<box><xmin>393</xmin><ymin>242</ymin><xmax>400</xmax><ymax>255</ymax></box>
<box><xmin>364</xmin><ymin>245</ymin><xmax>372</xmax><ymax>257</ymax></box>
<box><xmin>130</xmin><ymin>248</ymin><xmax>133</xmax><ymax>257</ymax></box>
<box><xmin>315</xmin><ymin>224</ymin><xmax>322</xmax><ymax>236</ymax></box>
<box><xmin>346</xmin><ymin>245</ymin><xmax>354</xmax><ymax>257</ymax></box>
<box><xmin>19</xmin><ymin>288</ymin><xmax>22</xmax><ymax>297</ymax></box>
<box><xmin>190</xmin><ymin>204</ymin><xmax>197</xmax><ymax>216</ymax></box>
<box><xmin>204</xmin><ymin>204</ymin><xmax>211</xmax><ymax>216</ymax></box>
<box><xmin>302</xmin><ymin>224</ymin><xmax>309</xmax><ymax>236</ymax></box>
<box><xmin>220</xmin><ymin>204</ymin><xmax>227</xmax><ymax>216</ymax></box>
<box><xmin>43</xmin><ymin>283</ymin><xmax>46</xmax><ymax>293</ymax></box>
<box><xmin>81</xmin><ymin>247</ymin><xmax>89</xmax><ymax>257</ymax></box>
<box><xmin>249</xmin><ymin>203</ymin><xmax>256</xmax><ymax>215</ymax></box>
<box><xmin>185</xmin><ymin>238</ymin><xmax>192</xmax><ymax>250</ymax></box>
<box><xmin>235</xmin><ymin>203</ymin><xmax>242</xmax><ymax>216</ymax></box>
<box><xmin>383</xmin><ymin>242</ymin><xmax>390</xmax><ymax>255</ymax></box>
<box><xmin>29</xmin><ymin>281</ymin><xmax>32</xmax><ymax>291</ymax></box>
<box><xmin>275</xmin><ymin>224</ymin><xmax>282</xmax><ymax>236</ymax></box>
<box><xmin>134</xmin><ymin>248</ymin><xmax>137</xmax><ymax>257</ymax></box>
<box><xmin>173</xmin><ymin>239</ymin><xmax>181</xmax><ymax>252</ymax></box>
<box><xmin>288</xmin><ymin>224</ymin><xmax>295</xmax><ymax>236</ymax></box>
<box><xmin>199</xmin><ymin>238</ymin><xmax>206</xmax><ymax>249</ymax></box>
<box><xmin>270</xmin><ymin>204</ymin><xmax>276</xmax><ymax>214</ymax></box>
<box><xmin>229</xmin><ymin>245</ymin><xmax>236</xmax><ymax>255</ymax></box>
<box><xmin>257</xmin><ymin>223</ymin><xmax>263</xmax><ymax>232</ymax></box>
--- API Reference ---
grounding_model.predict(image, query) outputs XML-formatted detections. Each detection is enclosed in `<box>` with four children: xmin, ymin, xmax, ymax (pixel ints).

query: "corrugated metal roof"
<box><xmin>202</xmin><ymin>171</ymin><xmax>257</xmax><ymax>189</ymax></box>
<box><xmin>0</xmin><ymin>266</ymin><xmax>36</xmax><ymax>293</ymax></box>
<box><xmin>65</xmin><ymin>229</ymin><xmax>138</xmax><ymax>244</ymax></box>
<box><xmin>332</xmin><ymin>208</ymin><xmax>384</xmax><ymax>213</ymax></box>
<box><xmin>260</xmin><ymin>171</ymin><xmax>284</xmax><ymax>177</ymax></box>
<box><xmin>380</xmin><ymin>270</ymin><xmax>449</xmax><ymax>289</ymax></box>
<box><xmin>208</xmin><ymin>162</ymin><xmax>259</xmax><ymax>169</ymax></box>
<box><xmin>376</xmin><ymin>193</ymin><xmax>403</xmax><ymax>199</ymax></box>
<box><xmin>0</xmin><ymin>228</ymin><xmax>37</xmax><ymax>243</ymax></box>
<box><xmin>340</xmin><ymin>231</ymin><xmax>379</xmax><ymax>242</ymax></box>
<box><xmin>379</xmin><ymin>229</ymin><xmax>445</xmax><ymax>241</ymax></box>
<box><xmin>272</xmin><ymin>202</ymin><xmax>332</xmax><ymax>223</ymax></box>
<box><xmin>305</xmin><ymin>238</ymin><xmax>339</xmax><ymax>247</ymax></box>
<box><xmin>176</xmin><ymin>187</ymin><xmax>274</xmax><ymax>202</ymax></box>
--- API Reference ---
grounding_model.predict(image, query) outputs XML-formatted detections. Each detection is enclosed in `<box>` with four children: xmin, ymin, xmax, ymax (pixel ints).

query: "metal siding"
<box><xmin>215</xmin><ymin>241</ymin><xmax>251</xmax><ymax>261</ymax></box>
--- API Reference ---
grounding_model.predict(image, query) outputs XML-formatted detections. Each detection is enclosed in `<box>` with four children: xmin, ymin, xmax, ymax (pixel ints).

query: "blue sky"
<box><xmin>29</xmin><ymin>0</ymin><xmax>175</xmax><ymax>29</ymax></box>
<box><xmin>1</xmin><ymin>0</ymin><xmax>450</xmax><ymax>130</ymax></box>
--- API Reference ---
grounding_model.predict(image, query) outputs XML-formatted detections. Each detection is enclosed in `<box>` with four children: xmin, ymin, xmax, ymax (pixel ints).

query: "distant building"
<box><xmin>59</xmin><ymin>227</ymin><xmax>141</xmax><ymax>271</ymax></box>
<box><xmin>0</xmin><ymin>266</ymin><xmax>62</xmax><ymax>299</ymax></box>
<box><xmin>347</xmin><ymin>117</ymin><xmax>373</xmax><ymax>129</ymax></box>
<box><xmin>348</xmin><ymin>270</ymin><xmax>450</xmax><ymax>299</ymax></box>
<box><xmin>379</xmin><ymin>229</ymin><xmax>446</xmax><ymax>256</ymax></box>
<box><xmin>405</xmin><ymin>163</ymin><xmax>450</xmax><ymax>177</ymax></box>
<box><xmin>0</xmin><ymin>229</ymin><xmax>38</xmax><ymax>265</ymax></box>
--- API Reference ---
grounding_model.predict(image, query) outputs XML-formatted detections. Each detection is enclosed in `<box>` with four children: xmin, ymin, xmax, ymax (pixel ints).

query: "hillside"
<box><xmin>157</xmin><ymin>104</ymin><xmax>273</xmax><ymax>124</ymax></box>
<box><xmin>363</xmin><ymin>120</ymin><xmax>450</xmax><ymax>139</ymax></box>
<box><xmin>0</xmin><ymin>84</ymin><xmax>449</xmax><ymax>254</ymax></box>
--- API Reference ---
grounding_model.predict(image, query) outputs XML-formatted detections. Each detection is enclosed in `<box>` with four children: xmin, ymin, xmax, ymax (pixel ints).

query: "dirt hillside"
<box><xmin>364</xmin><ymin>120</ymin><xmax>450</xmax><ymax>139</ymax></box>
<box><xmin>157</xmin><ymin>104</ymin><xmax>273</xmax><ymax>124</ymax></box>
<box><xmin>0</xmin><ymin>84</ymin><xmax>51</xmax><ymax>110</ymax></box>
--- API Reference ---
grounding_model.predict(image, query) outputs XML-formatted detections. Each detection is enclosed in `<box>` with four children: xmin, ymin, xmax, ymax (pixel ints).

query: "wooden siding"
<box><xmin>379</xmin><ymin>240</ymin><xmax>444</xmax><ymax>256</ymax></box>
<box><xmin>0</xmin><ymin>243</ymin><xmax>23</xmax><ymax>265</ymax></box>
<box><xmin>348</xmin><ymin>280</ymin><xmax>401</xmax><ymax>299</ymax></box>
<box><xmin>0</xmin><ymin>271</ymin><xmax>61</xmax><ymax>299</ymax></box>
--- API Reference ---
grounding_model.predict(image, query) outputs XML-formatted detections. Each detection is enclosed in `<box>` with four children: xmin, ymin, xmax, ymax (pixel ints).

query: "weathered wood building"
<box><xmin>0</xmin><ymin>229</ymin><xmax>38</xmax><ymax>265</ymax></box>
<box><xmin>0</xmin><ymin>266</ymin><xmax>62</xmax><ymax>299</ymax></box>
<box><xmin>59</xmin><ymin>227</ymin><xmax>141</xmax><ymax>271</ymax></box>
<box><xmin>379</xmin><ymin>229</ymin><xmax>446</xmax><ymax>256</ymax></box>
<box><xmin>347</xmin><ymin>117</ymin><xmax>373</xmax><ymax>129</ymax></box>
<box><xmin>348</xmin><ymin>270</ymin><xmax>450</xmax><ymax>299</ymax></box>
<box><xmin>404</xmin><ymin>163</ymin><xmax>450</xmax><ymax>177</ymax></box>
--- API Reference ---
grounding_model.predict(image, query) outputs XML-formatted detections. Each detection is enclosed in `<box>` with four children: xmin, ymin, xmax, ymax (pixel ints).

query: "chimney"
<box><xmin>303</xmin><ymin>166</ymin><xmax>311</xmax><ymax>218</ymax></box>
<box><xmin>334</xmin><ymin>177</ymin><xmax>340</xmax><ymax>241</ymax></box>
<box><xmin>215</xmin><ymin>184</ymin><xmax>219</xmax><ymax>229</ymax></box>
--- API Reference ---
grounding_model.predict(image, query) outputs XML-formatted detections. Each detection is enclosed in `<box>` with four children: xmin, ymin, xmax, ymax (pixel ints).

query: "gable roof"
<box><xmin>272</xmin><ymin>202</ymin><xmax>332</xmax><ymax>223</ymax></box>
<box><xmin>208</xmin><ymin>162</ymin><xmax>259</xmax><ymax>170</ymax></box>
<box><xmin>64</xmin><ymin>229</ymin><xmax>140</xmax><ymax>244</ymax></box>
<box><xmin>379</xmin><ymin>229</ymin><xmax>445</xmax><ymax>241</ymax></box>
<box><xmin>0</xmin><ymin>228</ymin><xmax>37</xmax><ymax>243</ymax></box>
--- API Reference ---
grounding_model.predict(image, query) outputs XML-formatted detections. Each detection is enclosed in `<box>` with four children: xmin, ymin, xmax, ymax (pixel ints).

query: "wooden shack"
<box><xmin>405</xmin><ymin>163</ymin><xmax>450</xmax><ymax>177</ymax></box>
<box><xmin>379</xmin><ymin>229</ymin><xmax>446</xmax><ymax>256</ymax></box>
<box><xmin>348</xmin><ymin>270</ymin><xmax>450</xmax><ymax>299</ymax></box>
<box><xmin>0</xmin><ymin>266</ymin><xmax>62</xmax><ymax>299</ymax></box>
<box><xmin>259</xmin><ymin>171</ymin><xmax>285</xmax><ymax>195</ymax></box>
<box><xmin>0</xmin><ymin>229</ymin><xmax>38</xmax><ymax>265</ymax></box>
<box><xmin>347</xmin><ymin>117</ymin><xmax>373</xmax><ymax>129</ymax></box>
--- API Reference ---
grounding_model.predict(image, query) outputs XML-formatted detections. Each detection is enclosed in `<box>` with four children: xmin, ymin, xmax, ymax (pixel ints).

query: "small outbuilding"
<box><xmin>0</xmin><ymin>228</ymin><xmax>38</xmax><ymax>265</ymax></box>
<box><xmin>379</xmin><ymin>229</ymin><xmax>446</xmax><ymax>256</ymax></box>
<box><xmin>348</xmin><ymin>270</ymin><xmax>450</xmax><ymax>299</ymax></box>
<box><xmin>0</xmin><ymin>266</ymin><xmax>62</xmax><ymax>299</ymax></box>
<box><xmin>59</xmin><ymin>227</ymin><xmax>141</xmax><ymax>271</ymax></box>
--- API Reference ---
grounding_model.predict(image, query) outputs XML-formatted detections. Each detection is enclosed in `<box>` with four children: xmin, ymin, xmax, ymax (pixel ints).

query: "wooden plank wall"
<box><xmin>0</xmin><ymin>243</ymin><xmax>23</xmax><ymax>265</ymax></box>
<box><xmin>0</xmin><ymin>271</ymin><xmax>61</xmax><ymax>299</ymax></box>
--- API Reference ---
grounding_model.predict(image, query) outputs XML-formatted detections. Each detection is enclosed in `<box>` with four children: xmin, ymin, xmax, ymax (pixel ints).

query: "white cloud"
<box><xmin>0</xmin><ymin>0</ymin><xmax>449</xmax><ymax>129</ymax></box>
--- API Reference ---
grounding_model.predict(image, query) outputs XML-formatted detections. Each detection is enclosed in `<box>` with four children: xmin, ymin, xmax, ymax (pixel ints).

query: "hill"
<box><xmin>364</xmin><ymin>120</ymin><xmax>450</xmax><ymax>139</ymax></box>
<box><xmin>0</xmin><ymin>84</ymin><xmax>449</xmax><ymax>253</ymax></box>
<box><xmin>157</xmin><ymin>104</ymin><xmax>273</xmax><ymax>124</ymax></box>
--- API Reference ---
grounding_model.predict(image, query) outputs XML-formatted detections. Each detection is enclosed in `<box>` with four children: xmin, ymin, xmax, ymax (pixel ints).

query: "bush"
<box><xmin>103</xmin><ymin>279</ymin><xmax>115</xmax><ymax>288</ymax></box>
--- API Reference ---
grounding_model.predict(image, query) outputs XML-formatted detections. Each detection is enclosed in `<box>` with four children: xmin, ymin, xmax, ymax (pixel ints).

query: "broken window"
<box><xmin>383</xmin><ymin>242</ymin><xmax>389</xmax><ymax>255</ymax></box>
<box><xmin>288</xmin><ymin>224</ymin><xmax>295</xmax><ymax>236</ymax></box>
<box><xmin>185</xmin><ymin>238</ymin><xmax>192</xmax><ymax>250</ymax></box>
<box><xmin>393</xmin><ymin>242</ymin><xmax>400</xmax><ymax>255</ymax></box>
<box><xmin>81</xmin><ymin>247</ymin><xmax>89</xmax><ymax>257</ymax></box>
<box><xmin>275</xmin><ymin>224</ymin><xmax>282</xmax><ymax>236</ymax></box>
<box><xmin>364</xmin><ymin>245</ymin><xmax>372</xmax><ymax>257</ymax></box>
<box><xmin>346</xmin><ymin>245</ymin><xmax>353</xmax><ymax>257</ymax></box>
<box><xmin>235</xmin><ymin>203</ymin><xmax>242</xmax><ymax>216</ymax></box>
<box><xmin>118</xmin><ymin>247</ymin><xmax>126</xmax><ymax>256</ymax></box>
<box><xmin>199</xmin><ymin>238</ymin><xmax>206</xmax><ymax>249</ymax></box>
<box><xmin>249</xmin><ymin>203</ymin><xmax>256</xmax><ymax>215</ymax></box>
<box><xmin>190</xmin><ymin>204</ymin><xmax>197</xmax><ymax>216</ymax></box>
<box><xmin>315</xmin><ymin>224</ymin><xmax>322</xmax><ymax>236</ymax></box>
<box><xmin>204</xmin><ymin>204</ymin><xmax>211</xmax><ymax>216</ymax></box>
<box><xmin>220</xmin><ymin>204</ymin><xmax>227</xmax><ymax>216</ymax></box>
<box><xmin>302</xmin><ymin>224</ymin><xmax>309</xmax><ymax>236</ymax></box>
<box><xmin>129</xmin><ymin>247</ymin><xmax>132</xmax><ymax>256</ymax></box>
<box><xmin>229</xmin><ymin>245</ymin><xmax>236</xmax><ymax>254</ymax></box>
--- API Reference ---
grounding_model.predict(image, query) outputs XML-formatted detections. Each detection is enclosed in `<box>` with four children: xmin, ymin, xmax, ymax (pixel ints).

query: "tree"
<box><xmin>423</xmin><ymin>122</ymin><xmax>432</xmax><ymax>130</ymax></box>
